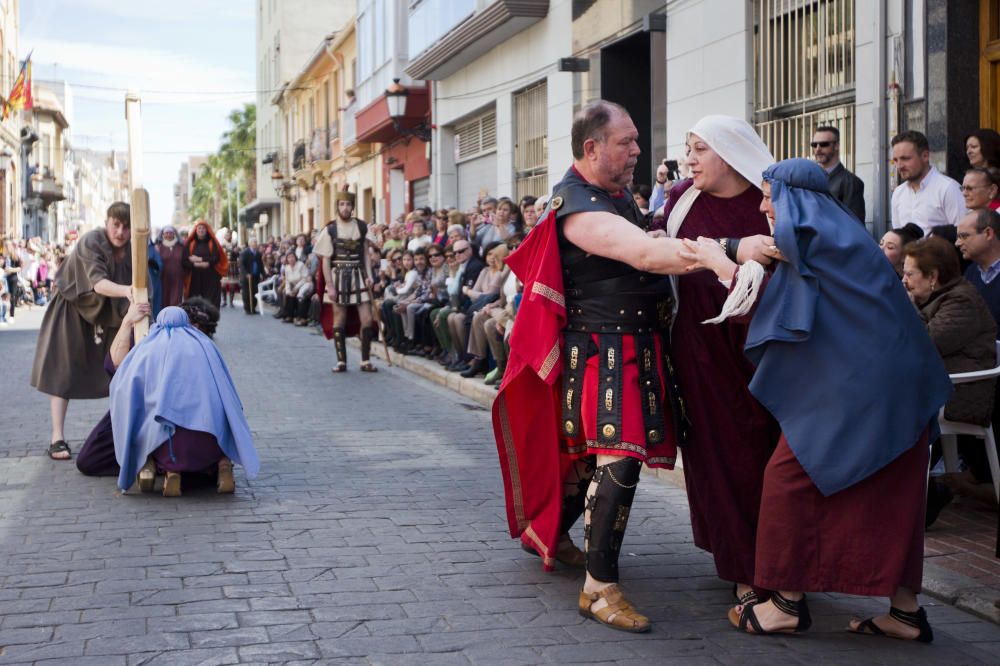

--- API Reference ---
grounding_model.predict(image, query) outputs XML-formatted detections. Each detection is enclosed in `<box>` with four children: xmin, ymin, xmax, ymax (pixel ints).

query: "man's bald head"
<box><xmin>571</xmin><ymin>100</ymin><xmax>630</xmax><ymax>159</ymax></box>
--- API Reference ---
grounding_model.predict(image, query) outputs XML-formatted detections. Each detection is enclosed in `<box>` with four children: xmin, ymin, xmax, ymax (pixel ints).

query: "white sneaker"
<box><xmin>7</xmin><ymin>317</ymin><xmax>14</xmax><ymax>324</ymax></box>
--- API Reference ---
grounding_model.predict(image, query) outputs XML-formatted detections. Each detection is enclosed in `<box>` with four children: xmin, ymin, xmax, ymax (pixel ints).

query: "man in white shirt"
<box><xmin>890</xmin><ymin>130</ymin><xmax>965</xmax><ymax>236</ymax></box>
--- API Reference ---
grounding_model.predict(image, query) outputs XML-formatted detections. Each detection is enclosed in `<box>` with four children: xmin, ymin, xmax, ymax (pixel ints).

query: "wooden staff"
<box><xmin>125</xmin><ymin>92</ymin><xmax>150</xmax><ymax>340</ymax></box>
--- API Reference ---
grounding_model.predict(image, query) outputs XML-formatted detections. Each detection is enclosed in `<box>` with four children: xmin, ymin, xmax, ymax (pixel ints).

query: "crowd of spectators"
<box><xmin>0</xmin><ymin>237</ymin><xmax>63</xmax><ymax>325</ymax></box>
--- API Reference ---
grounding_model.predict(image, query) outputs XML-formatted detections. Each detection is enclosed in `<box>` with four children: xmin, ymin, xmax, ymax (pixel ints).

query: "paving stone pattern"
<box><xmin>3</xmin><ymin>307</ymin><xmax>1000</xmax><ymax>664</ymax></box>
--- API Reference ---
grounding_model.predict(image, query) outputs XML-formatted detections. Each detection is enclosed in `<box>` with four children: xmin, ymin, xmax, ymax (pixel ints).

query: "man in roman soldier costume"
<box><xmin>494</xmin><ymin>100</ymin><xmax>781</xmax><ymax>633</ymax></box>
<box><xmin>314</xmin><ymin>187</ymin><xmax>379</xmax><ymax>372</ymax></box>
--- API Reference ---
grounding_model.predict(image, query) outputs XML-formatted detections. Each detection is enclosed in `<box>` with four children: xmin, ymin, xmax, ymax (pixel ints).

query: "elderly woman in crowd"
<box><xmin>683</xmin><ymin>158</ymin><xmax>952</xmax><ymax>642</ymax></box>
<box><xmin>879</xmin><ymin>223</ymin><xmax>924</xmax><ymax>277</ymax></box>
<box><xmin>447</xmin><ymin>241</ymin><xmax>508</xmax><ymax>374</ymax></box>
<box><xmin>277</xmin><ymin>251</ymin><xmax>312</xmax><ymax>325</ymax></box>
<box><xmin>962</xmin><ymin>167</ymin><xmax>1000</xmax><ymax>212</ymax></box>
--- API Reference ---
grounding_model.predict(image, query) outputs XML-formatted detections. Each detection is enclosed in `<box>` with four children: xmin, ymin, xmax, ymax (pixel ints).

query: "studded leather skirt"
<box><xmin>559</xmin><ymin>331</ymin><xmax>679</xmax><ymax>469</ymax></box>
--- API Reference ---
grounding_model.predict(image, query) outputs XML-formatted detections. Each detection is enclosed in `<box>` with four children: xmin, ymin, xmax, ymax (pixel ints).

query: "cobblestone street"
<box><xmin>3</xmin><ymin>307</ymin><xmax>1000</xmax><ymax>664</ymax></box>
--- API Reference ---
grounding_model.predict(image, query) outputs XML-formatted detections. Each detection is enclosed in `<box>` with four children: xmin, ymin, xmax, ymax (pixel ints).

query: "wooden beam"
<box><xmin>125</xmin><ymin>92</ymin><xmax>150</xmax><ymax>340</ymax></box>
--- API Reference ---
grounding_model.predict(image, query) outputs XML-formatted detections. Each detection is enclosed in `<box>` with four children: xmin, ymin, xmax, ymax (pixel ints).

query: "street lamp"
<box><xmin>385</xmin><ymin>78</ymin><xmax>431</xmax><ymax>142</ymax></box>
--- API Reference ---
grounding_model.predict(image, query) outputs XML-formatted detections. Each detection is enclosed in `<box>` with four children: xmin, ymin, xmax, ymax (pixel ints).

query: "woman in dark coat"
<box><xmin>183</xmin><ymin>220</ymin><xmax>226</xmax><ymax>308</ymax></box>
<box><xmin>903</xmin><ymin>236</ymin><xmax>998</xmax><ymax>426</ymax></box>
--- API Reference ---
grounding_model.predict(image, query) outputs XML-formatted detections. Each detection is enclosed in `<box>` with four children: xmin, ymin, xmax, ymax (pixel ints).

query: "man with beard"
<box><xmin>156</xmin><ymin>225</ymin><xmax>186</xmax><ymax>307</ymax></box>
<box><xmin>314</xmin><ymin>188</ymin><xmax>379</xmax><ymax>372</ymax></box>
<box><xmin>31</xmin><ymin>202</ymin><xmax>133</xmax><ymax>461</ymax></box>
<box><xmin>493</xmin><ymin>101</ymin><xmax>777</xmax><ymax>633</ymax></box>
<box><xmin>891</xmin><ymin>130</ymin><xmax>964</xmax><ymax>235</ymax></box>
<box><xmin>811</xmin><ymin>125</ymin><xmax>865</xmax><ymax>222</ymax></box>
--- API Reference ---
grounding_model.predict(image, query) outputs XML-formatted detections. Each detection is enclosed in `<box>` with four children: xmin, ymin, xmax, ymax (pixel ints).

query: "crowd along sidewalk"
<box><xmin>351</xmin><ymin>336</ymin><xmax>1000</xmax><ymax>625</ymax></box>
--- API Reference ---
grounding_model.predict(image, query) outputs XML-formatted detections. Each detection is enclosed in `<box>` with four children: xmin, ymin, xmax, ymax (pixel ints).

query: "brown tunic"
<box><xmin>30</xmin><ymin>229</ymin><xmax>132</xmax><ymax>399</ymax></box>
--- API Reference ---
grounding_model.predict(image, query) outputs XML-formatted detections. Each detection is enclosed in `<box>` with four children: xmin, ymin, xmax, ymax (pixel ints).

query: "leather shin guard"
<box><xmin>560</xmin><ymin>456</ymin><xmax>596</xmax><ymax>535</ymax></box>
<box><xmin>584</xmin><ymin>457</ymin><xmax>641</xmax><ymax>583</ymax></box>
<box><xmin>360</xmin><ymin>326</ymin><xmax>375</xmax><ymax>362</ymax></box>
<box><xmin>333</xmin><ymin>327</ymin><xmax>347</xmax><ymax>365</ymax></box>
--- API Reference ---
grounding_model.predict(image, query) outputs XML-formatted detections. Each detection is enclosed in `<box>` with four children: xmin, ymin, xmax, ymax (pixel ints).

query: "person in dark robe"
<box><xmin>652</xmin><ymin>115</ymin><xmax>782</xmax><ymax>607</ymax></box>
<box><xmin>30</xmin><ymin>202</ymin><xmax>133</xmax><ymax>461</ymax></box>
<box><xmin>77</xmin><ymin>297</ymin><xmax>252</xmax><ymax>496</ymax></box>
<box><xmin>183</xmin><ymin>220</ymin><xmax>226</xmax><ymax>308</ymax></box>
<box><xmin>239</xmin><ymin>237</ymin><xmax>263</xmax><ymax>314</ymax></box>
<box><xmin>682</xmin><ymin>158</ymin><xmax>952</xmax><ymax>642</ymax></box>
<box><xmin>156</xmin><ymin>225</ymin><xmax>186</xmax><ymax>307</ymax></box>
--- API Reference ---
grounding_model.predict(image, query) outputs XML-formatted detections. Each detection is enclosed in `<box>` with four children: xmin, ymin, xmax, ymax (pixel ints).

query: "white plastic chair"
<box><xmin>255</xmin><ymin>275</ymin><xmax>279</xmax><ymax>316</ymax></box>
<box><xmin>938</xmin><ymin>340</ymin><xmax>1000</xmax><ymax>502</ymax></box>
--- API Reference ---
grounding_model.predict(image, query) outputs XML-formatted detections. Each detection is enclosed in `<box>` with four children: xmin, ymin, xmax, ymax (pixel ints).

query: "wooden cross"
<box><xmin>125</xmin><ymin>92</ymin><xmax>150</xmax><ymax>340</ymax></box>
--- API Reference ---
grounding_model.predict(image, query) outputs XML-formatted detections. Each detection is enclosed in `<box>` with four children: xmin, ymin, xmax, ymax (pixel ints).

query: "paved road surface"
<box><xmin>2</xmin><ymin>306</ymin><xmax>1000</xmax><ymax>664</ymax></box>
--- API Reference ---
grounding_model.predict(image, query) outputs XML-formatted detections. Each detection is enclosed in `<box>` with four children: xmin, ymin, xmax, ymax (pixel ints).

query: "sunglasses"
<box><xmin>810</xmin><ymin>141</ymin><xmax>835</xmax><ymax>148</ymax></box>
<box><xmin>455</xmin><ymin>246</ymin><xmax>471</xmax><ymax>253</ymax></box>
<box><xmin>428</xmin><ymin>253</ymin><xmax>442</xmax><ymax>258</ymax></box>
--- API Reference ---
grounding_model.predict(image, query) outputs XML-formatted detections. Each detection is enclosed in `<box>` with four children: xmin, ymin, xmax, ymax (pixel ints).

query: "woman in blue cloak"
<box><xmin>683</xmin><ymin>158</ymin><xmax>952</xmax><ymax>642</ymax></box>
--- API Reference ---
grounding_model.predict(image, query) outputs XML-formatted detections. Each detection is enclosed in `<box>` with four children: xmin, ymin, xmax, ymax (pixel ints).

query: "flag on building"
<box><xmin>3</xmin><ymin>53</ymin><xmax>33</xmax><ymax>121</ymax></box>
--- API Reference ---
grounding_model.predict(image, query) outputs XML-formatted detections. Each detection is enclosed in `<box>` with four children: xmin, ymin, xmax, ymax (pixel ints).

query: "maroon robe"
<box><xmin>661</xmin><ymin>180</ymin><xmax>781</xmax><ymax>585</ymax></box>
<box><xmin>157</xmin><ymin>243</ymin><xmax>186</xmax><ymax>307</ymax></box>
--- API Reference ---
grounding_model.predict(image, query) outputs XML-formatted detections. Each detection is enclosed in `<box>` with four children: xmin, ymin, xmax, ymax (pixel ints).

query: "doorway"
<box><xmin>601</xmin><ymin>31</ymin><xmax>656</xmax><ymax>188</ymax></box>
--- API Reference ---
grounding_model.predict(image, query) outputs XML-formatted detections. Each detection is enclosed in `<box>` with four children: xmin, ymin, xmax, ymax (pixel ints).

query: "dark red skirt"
<box><xmin>755</xmin><ymin>433</ymin><xmax>928</xmax><ymax>596</ymax></box>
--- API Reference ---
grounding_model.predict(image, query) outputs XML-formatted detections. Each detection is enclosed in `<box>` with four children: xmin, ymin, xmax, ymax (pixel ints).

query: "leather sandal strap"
<box><xmin>771</xmin><ymin>592</ymin><xmax>801</xmax><ymax>617</ymax></box>
<box><xmin>739</xmin><ymin>604</ymin><xmax>766</xmax><ymax>634</ymax></box>
<box><xmin>854</xmin><ymin>618</ymin><xmax>887</xmax><ymax>636</ymax></box>
<box><xmin>889</xmin><ymin>607</ymin><xmax>923</xmax><ymax>628</ymax></box>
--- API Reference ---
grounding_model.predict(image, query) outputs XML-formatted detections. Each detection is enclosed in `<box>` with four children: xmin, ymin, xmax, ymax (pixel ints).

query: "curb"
<box><xmin>352</xmin><ymin>336</ymin><xmax>1000</xmax><ymax>625</ymax></box>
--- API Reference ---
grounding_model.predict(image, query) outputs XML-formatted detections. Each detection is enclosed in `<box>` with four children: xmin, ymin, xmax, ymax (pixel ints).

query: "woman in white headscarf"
<box><xmin>652</xmin><ymin>115</ymin><xmax>782</xmax><ymax>606</ymax></box>
<box><xmin>156</xmin><ymin>225</ymin><xmax>187</xmax><ymax>308</ymax></box>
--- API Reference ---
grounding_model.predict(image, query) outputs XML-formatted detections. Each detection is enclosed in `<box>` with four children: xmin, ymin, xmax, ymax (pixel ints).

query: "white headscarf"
<box><xmin>688</xmin><ymin>115</ymin><xmax>774</xmax><ymax>190</ymax></box>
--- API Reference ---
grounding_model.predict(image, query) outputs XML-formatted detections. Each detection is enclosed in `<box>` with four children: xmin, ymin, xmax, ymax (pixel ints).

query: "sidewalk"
<box><xmin>358</xmin><ymin>339</ymin><xmax>1000</xmax><ymax>625</ymax></box>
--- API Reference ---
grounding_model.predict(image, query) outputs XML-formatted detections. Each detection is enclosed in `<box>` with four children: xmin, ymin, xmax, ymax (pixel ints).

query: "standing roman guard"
<box><xmin>314</xmin><ymin>187</ymin><xmax>379</xmax><ymax>372</ymax></box>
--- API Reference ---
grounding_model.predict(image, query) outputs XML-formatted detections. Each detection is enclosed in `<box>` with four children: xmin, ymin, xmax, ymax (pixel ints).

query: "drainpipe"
<box><xmin>872</xmin><ymin>0</ymin><xmax>889</xmax><ymax>238</ymax></box>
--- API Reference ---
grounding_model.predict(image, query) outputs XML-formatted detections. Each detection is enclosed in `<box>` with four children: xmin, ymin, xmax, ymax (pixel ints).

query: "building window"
<box><xmin>513</xmin><ymin>81</ymin><xmax>548</xmax><ymax>201</ymax></box>
<box><xmin>455</xmin><ymin>110</ymin><xmax>497</xmax><ymax>162</ymax></box>
<box><xmin>407</xmin><ymin>0</ymin><xmax>475</xmax><ymax>60</ymax></box>
<box><xmin>753</xmin><ymin>0</ymin><xmax>856</xmax><ymax>168</ymax></box>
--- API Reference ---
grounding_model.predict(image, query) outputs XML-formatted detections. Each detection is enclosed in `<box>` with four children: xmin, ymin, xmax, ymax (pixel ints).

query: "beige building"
<box><xmin>172</xmin><ymin>155</ymin><xmax>207</xmax><ymax>227</ymax></box>
<box><xmin>25</xmin><ymin>84</ymin><xmax>68</xmax><ymax>242</ymax></box>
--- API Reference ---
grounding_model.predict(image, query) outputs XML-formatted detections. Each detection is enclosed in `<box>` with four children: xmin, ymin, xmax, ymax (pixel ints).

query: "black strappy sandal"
<box><xmin>849</xmin><ymin>606</ymin><xmax>933</xmax><ymax>643</ymax></box>
<box><xmin>359</xmin><ymin>362</ymin><xmax>378</xmax><ymax>373</ymax></box>
<box><xmin>47</xmin><ymin>440</ymin><xmax>71</xmax><ymax>460</ymax></box>
<box><xmin>733</xmin><ymin>583</ymin><xmax>760</xmax><ymax>606</ymax></box>
<box><xmin>729</xmin><ymin>591</ymin><xmax>812</xmax><ymax>635</ymax></box>
<box><xmin>331</xmin><ymin>363</ymin><xmax>347</xmax><ymax>373</ymax></box>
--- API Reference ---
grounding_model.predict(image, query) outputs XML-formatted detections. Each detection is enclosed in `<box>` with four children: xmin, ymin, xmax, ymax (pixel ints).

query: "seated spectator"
<box><xmin>446</xmin><ymin>219</ymin><xmax>466</xmax><ymax>246</ymax></box>
<box><xmin>632</xmin><ymin>184</ymin><xmax>652</xmax><ymax>214</ymax></box>
<box><xmin>448</xmin><ymin>242</ymin><xmax>509</xmax><ymax>374</ymax></box>
<box><xmin>904</xmin><ymin>236</ymin><xmax>998</xmax><ymax>426</ymax></box>
<box><xmin>474</xmin><ymin>198</ymin><xmax>517</xmax><ymax>252</ymax></box>
<box><xmin>380</xmin><ymin>251</ymin><xmax>417</xmax><ymax>348</ymax></box>
<box><xmin>409</xmin><ymin>245</ymin><xmax>449</xmax><ymax>356</ymax></box>
<box><xmin>956</xmin><ymin>208</ymin><xmax>1000</xmax><ymax>325</ymax></box>
<box><xmin>390</xmin><ymin>248</ymin><xmax>433</xmax><ymax>353</ymax></box>
<box><xmin>382</xmin><ymin>222</ymin><xmax>406</xmax><ymax>253</ymax></box>
<box><xmin>962</xmin><ymin>167</ymin><xmax>1000</xmax><ymax>212</ymax></box>
<box><xmin>466</xmin><ymin>245</ymin><xmax>521</xmax><ymax>382</ymax></box>
<box><xmin>879</xmin><ymin>223</ymin><xmax>924</xmax><ymax>277</ymax></box>
<box><xmin>966</xmin><ymin>128</ymin><xmax>1000</xmax><ymax>170</ymax></box>
<box><xmin>521</xmin><ymin>201</ymin><xmax>539</xmax><ymax>233</ymax></box>
<box><xmin>407</xmin><ymin>219</ymin><xmax>434</xmax><ymax>252</ymax></box>
<box><xmin>430</xmin><ymin>246</ymin><xmax>461</xmax><ymax>363</ymax></box>
<box><xmin>278</xmin><ymin>251</ymin><xmax>312</xmax><ymax>325</ymax></box>
<box><xmin>431</xmin><ymin>210</ymin><xmax>451</xmax><ymax>246</ymax></box>
<box><xmin>293</xmin><ymin>233</ymin><xmax>312</xmax><ymax>261</ymax></box>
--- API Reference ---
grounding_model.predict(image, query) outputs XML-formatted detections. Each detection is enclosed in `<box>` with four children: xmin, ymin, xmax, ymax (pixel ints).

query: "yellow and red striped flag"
<box><xmin>3</xmin><ymin>53</ymin><xmax>33</xmax><ymax>121</ymax></box>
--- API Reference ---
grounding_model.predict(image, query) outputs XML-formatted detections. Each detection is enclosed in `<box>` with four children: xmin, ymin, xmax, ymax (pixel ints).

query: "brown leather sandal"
<box><xmin>137</xmin><ymin>458</ymin><xmax>156</xmax><ymax>493</ymax></box>
<box><xmin>217</xmin><ymin>458</ymin><xmax>235</xmax><ymax>494</ymax></box>
<box><xmin>578</xmin><ymin>584</ymin><xmax>650</xmax><ymax>633</ymax></box>
<box><xmin>163</xmin><ymin>471</ymin><xmax>182</xmax><ymax>497</ymax></box>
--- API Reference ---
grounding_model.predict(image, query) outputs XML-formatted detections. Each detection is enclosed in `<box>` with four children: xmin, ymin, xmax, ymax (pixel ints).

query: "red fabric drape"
<box><xmin>491</xmin><ymin>209</ymin><xmax>574</xmax><ymax>570</ymax></box>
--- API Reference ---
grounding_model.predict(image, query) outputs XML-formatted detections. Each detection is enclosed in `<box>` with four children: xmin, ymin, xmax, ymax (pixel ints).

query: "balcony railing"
<box><xmin>32</xmin><ymin>174</ymin><xmax>66</xmax><ymax>204</ymax></box>
<box><xmin>292</xmin><ymin>140</ymin><xmax>307</xmax><ymax>171</ymax></box>
<box><xmin>341</xmin><ymin>103</ymin><xmax>358</xmax><ymax>148</ymax></box>
<box><xmin>329</xmin><ymin>120</ymin><xmax>339</xmax><ymax>142</ymax></box>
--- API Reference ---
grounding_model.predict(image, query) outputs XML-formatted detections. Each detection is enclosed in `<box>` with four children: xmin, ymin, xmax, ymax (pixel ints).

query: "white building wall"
<box><xmin>664</xmin><ymin>0</ymin><xmax>753</xmax><ymax>163</ymax></box>
<box><xmin>432</xmin><ymin>0</ymin><xmax>573</xmax><ymax>205</ymax></box>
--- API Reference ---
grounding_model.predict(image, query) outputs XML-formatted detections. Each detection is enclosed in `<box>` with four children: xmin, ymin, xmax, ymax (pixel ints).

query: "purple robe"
<box><xmin>664</xmin><ymin>180</ymin><xmax>781</xmax><ymax>584</ymax></box>
<box><xmin>157</xmin><ymin>243</ymin><xmax>186</xmax><ymax>307</ymax></box>
<box><xmin>77</xmin><ymin>354</ymin><xmax>224</xmax><ymax>479</ymax></box>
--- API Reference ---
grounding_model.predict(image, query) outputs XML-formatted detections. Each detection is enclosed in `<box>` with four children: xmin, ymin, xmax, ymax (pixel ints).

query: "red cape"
<box><xmin>491</xmin><ymin>208</ymin><xmax>574</xmax><ymax>570</ymax></box>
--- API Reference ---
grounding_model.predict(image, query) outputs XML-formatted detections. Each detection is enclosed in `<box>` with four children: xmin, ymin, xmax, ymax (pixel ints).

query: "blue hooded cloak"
<box><xmin>744</xmin><ymin>158</ymin><xmax>952</xmax><ymax>496</ymax></box>
<box><xmin>110</xmin><ymin>307</ymin><xmax>260</xmax><ymax>491</ymax></box>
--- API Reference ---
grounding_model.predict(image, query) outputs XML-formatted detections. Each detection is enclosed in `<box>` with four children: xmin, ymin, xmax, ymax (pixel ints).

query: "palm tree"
<box><xmin>187</xmin><ymin>103</ymin><xmax>256</xmax><ymax>228</ymax></box>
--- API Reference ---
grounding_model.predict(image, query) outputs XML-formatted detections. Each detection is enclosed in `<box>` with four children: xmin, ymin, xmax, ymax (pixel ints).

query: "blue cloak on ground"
<box><xmin>744</xmin><ymin>158</ymin><xmax>952</xmax><ymax>496</ymax></box>
<box><xmin>110</xmin><ymin>307</ymin><xmax>260</xmax><ymax>491</ymax></box>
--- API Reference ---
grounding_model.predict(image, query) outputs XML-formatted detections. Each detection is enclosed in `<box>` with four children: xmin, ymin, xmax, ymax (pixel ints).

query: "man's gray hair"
<box><xmin>571</xmin><ymin>99</ymin><xmax>629</xmax><ymax>159</ymax></box>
